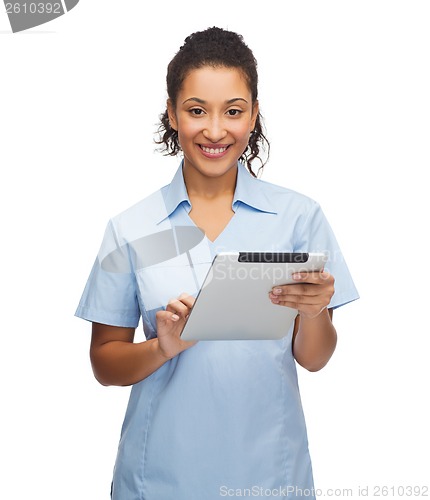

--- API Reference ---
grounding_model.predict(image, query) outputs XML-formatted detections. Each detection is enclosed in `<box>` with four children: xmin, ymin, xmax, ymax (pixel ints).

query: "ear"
<box><xmin>167</xmin><ymin>99</ymin><xmax>178</xmax><ymax>131</ymax></box>
<box><xmin>251</xmin><ymin>100</ymin><xmax>259</xmax><ymax>130</ymax></box>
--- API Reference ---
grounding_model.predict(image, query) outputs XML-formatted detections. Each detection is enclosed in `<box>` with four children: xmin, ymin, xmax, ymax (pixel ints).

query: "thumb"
<box><xmin>156</xmin><ymin>310</ymin><xmax>180</xmax><ymax>324</ymax></box>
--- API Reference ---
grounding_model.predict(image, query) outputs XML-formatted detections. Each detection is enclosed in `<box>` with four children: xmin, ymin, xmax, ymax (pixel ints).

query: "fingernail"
<box><xmin>273</xmin><ymin>288</ymin><xmax>282</xmax><ymax>295</ymax></box>
<box><xmin>292</xmin><ymin>273</ymin><xmax>302</xmax><ymax>280</ymax></box>
<box><xmin>171</xmin><ymin>314</ymin><xmax>179</xmax><ymax>321</ymax></box>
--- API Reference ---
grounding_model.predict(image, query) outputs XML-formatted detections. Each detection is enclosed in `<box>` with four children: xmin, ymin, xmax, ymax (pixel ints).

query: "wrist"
<box><xmin>154</xmin><ymin>338</ymin><xmax>174</xmax><ymax>362</ymax></box>
<box><xmin>299</xmin><ymin>306</ymin><xmax>328</xmax><ymax>321</ymax></box>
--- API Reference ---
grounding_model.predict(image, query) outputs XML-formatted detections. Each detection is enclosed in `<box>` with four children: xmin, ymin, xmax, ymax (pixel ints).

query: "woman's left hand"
<box><xmin>269</xmin><ymin>271</ymin><xmax>335</xmax><ymax>320</ymax></box>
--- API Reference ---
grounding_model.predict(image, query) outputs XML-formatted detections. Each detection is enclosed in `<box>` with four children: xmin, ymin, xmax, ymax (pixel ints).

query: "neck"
<box><xmin>183</xmin><ymin>163</ymin><xmax>238</xmax><ymax>201</ymax></box>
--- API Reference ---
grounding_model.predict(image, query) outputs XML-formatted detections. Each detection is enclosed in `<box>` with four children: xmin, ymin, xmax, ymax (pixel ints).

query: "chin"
<box><xmin>184</xmin><ymin>157</ymin><xmax>239</xmax><ymax>178</ymax></box>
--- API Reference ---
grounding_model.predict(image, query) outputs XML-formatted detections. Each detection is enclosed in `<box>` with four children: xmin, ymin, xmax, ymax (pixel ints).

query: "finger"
<box><xmin>271</xmin><ymin>274</ymin><xmax>334</xmax><ymax>297</ymax></box>
<box><xmin>271</xmin><ymin>284</ymin><xmax>320</xmax><ymax>298</ymax></box>
<box><xmin>270</xmin><ymin>294</ymin><xmax>328</xmax><ymax>307</ymax></box>
<box><xmin>270</xmin><ymin>295</ymin><xmax>329</xmax><ymax>316</ymax></box>
<box><xmin>166</xmin><ymin>298</ymin><xmax>192</xmax><ymax>319</ymax></box>
<box><xmin>269</xmin><ymin>285</ymin><xmax>332</xmax><ymax>304</ymax></box>
<box><xmin>156</xmin><ymin>309</ymin><xmax>181</xmax><ymax>324</ymax></box>
<box><xmin>291</xmin><ymin>270</ymin><xmax>333</xmax><ymax>284</ymax></box>
<box><xmin>177</xmin><ymin>292</ymin><xmax>196</xmax><ymax>309</ymax></box>
<box><xmin>270</xmin><ymin>288</ymin><xmax>332</xmax><ymax>312</ymax></box>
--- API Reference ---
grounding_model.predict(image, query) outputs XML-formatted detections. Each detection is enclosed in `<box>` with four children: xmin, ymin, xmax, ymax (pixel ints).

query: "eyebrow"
<box><xmin>182</xmin><ymin>97</ymin><xmax>249</xmax><ymax>105</ymax></box>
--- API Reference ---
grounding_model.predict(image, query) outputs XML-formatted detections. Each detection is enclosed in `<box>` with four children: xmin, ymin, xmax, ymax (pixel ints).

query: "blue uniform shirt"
<box><xmin>76</xmin><ymin>161</ymin><xmax>359</xmax><ymax>499</ymax></box>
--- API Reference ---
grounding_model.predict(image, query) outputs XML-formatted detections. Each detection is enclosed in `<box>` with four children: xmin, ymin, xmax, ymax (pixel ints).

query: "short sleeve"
<box><xmin>75</xmin><ymin>220</ymin><xmax>141</xmax><ymax>328</ymax></box>
<box><xmin>295</xmin><ymin>201</ymin><xmax>359</xmax><ymax>309</ymax></box>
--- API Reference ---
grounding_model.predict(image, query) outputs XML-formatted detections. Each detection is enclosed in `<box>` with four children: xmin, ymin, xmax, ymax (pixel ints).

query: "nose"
<box><xmin>202</xmin><ymin>117</ymin><xmax>227</xmax><ymax>143</ymax></box>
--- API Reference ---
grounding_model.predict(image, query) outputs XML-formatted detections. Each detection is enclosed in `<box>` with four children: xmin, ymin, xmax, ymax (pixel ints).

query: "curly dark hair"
<box><xmin>155</xmin><ymin>26</ymin><xmax>270</xmax><ymax>177</ymax></box>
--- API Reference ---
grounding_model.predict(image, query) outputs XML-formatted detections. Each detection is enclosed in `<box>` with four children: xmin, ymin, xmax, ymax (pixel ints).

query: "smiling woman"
<box><xmin>156</xmin><ymin>27</ymin><xmax>269</xmax><ymax>176</ymax></box>
<box><xmin>75</xmin><ymin>26</ymin><xmax>359</xmax><ymax>500</ymax></box>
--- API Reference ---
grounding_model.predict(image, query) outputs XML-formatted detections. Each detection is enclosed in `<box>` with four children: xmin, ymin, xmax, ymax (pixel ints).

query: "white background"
<box><xmin>1</xmin><ymin>1</ymin><xmax>429</xmax><ymax>498</ymax></box>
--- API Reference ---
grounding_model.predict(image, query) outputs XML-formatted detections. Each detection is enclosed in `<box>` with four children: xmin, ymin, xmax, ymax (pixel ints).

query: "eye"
<box><xmin>189</xmin><ymin>108</ymin><xmax>205</xmax><ymax>116</ymax></box>
<box><xmin>227</xmin><ymin>109</ymin><xmax>242</xmax><ymax>116</ymax></box>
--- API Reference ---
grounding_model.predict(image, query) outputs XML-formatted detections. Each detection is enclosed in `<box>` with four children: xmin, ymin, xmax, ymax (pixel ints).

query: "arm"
<box><xmin>90</xmin><ymin>294</ymin><xmax>197</xmax><ymax>386</ymax></box>
<box><xmin>269</xmin><ymin>271</ymin><xmax>336</xmax><ymax>372</ymax></box>
<box><xmin>291</xmin><ymin>308</ymin><xmax>336</xmax><ymax>371</ymax></box>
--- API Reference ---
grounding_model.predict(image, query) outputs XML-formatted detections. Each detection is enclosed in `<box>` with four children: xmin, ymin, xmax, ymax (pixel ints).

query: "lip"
<box><xmin>198</xmin><ymin>144</ymin><xmax>231</xmax><ymax>159</ymax></box>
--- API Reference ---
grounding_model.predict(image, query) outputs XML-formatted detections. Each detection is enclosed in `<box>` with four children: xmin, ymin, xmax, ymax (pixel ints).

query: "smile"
<box><xmin>198</xmin><ymin>144</ymin><xmax>230</xmax><ymax>158</ymax></box>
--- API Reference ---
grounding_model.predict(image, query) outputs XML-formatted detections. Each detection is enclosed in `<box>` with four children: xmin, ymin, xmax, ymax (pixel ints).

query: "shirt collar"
<box><xmin>157</xmin><ymin>160</ymin><xmax>277</xmax><ymax>224</ymax></box>
<box><xmin>233</xmin><ymin>162</ymin><xmax>277</xmax><ymax>214</ymax></box>
<box><xmin>157</xmin><ymin>160</ymin><xmax>191</xmax><ymax>224</ymax></box>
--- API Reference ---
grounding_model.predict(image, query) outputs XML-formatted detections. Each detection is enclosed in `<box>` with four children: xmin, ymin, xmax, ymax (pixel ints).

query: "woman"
<box><xmin>76</xmin><ymin>26</ymin><xmax>359</xmax><ymax>499</ymax></box>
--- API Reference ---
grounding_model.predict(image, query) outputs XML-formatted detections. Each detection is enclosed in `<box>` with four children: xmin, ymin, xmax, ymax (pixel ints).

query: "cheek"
<box><xmin>177</xmin><ymin>118</ymin><xmax>201</xmax><ymax>141</ymax></box>
<box><xmin>232</xmin><ymin>121</ymin><xmax>253</xmax><ymax>143</ymax></box>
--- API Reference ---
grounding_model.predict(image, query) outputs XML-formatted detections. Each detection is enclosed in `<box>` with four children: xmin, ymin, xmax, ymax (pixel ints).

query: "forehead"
<box><xmin>179</xmin><ymin>66</ymin><xmax>251</xmax><ymax>101</ymax></box>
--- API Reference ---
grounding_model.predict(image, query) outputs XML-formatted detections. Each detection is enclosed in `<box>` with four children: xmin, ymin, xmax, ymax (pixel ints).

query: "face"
<box><xmin>167</xmin><ymin>66</ymin><xmax>259</xmax><ymax>180</ymax></box>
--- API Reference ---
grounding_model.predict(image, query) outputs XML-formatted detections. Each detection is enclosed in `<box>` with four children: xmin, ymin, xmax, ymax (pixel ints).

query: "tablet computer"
<box><xmin>180</xmin><ymin>252</ymin><xmax>328</xmax><ymax>341</ymax></box>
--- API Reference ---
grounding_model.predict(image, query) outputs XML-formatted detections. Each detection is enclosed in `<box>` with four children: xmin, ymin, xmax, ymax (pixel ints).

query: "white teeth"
<box><xmin>201</xmin><ymin>146</ymin><xmax>227</xmax><ymax>154</ymax></box>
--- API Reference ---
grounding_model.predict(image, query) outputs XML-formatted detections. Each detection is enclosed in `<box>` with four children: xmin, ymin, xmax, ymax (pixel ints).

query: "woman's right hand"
<box><xmin>155</xmin><ymin>293</ymin><xmax>198</xmax><ymax>360</ymax></box>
